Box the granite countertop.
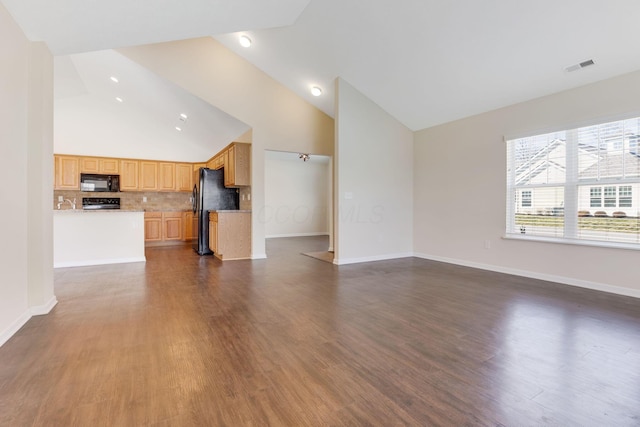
[54,209,145,213]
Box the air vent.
[565,59,595,72]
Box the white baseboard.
[252,253,267,260]
[0,296,58,348]
[414,252,640,299]
[333,252,413,265]
[266,232,330,239]
[0,310,31,348]
[31,296,58,316]
[54,256,146,268]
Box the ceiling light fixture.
[311,86,322,97]
[239,35,252,48]
[175,126,182,132]
[110,76,119,83]
[115,97,123,103]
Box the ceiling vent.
[565,59,595,72]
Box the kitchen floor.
[1,237,639,426]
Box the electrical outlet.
[58,196,64,202]
[143,196,147,203]
[247,193,251,201]
[484,240,491,249]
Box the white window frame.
[506,116,640,250]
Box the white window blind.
[507,117,640,247]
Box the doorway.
[264,150,333,261]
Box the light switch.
[58,196,64,202]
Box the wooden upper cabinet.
[139,161,158,191]
[223,148,231,186]
[54,155,80,190]
[80,157,120,174]
[119,159,139,191]
[101,158,119,174]
[80,157,99,173]
[158,162,176,191]
[176,163,192,192]
[225,143,251,187]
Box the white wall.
[264,151,330,238]
[54,211,145,267]
[414,70,640,297]
[334,78,414,264]
[119,38,335,259]
[0,4,55,347]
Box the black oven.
[82,197,121,210]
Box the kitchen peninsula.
[53,210,145,268]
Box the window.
[619,186,632,208]
[507,116,640,247]
[604,186,616,207]
[590,187,601,207]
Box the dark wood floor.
[1,236,639,426]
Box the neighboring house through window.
[506,116,640,247]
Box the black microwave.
[80,173,120,192]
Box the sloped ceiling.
[2,0,311,55]
[5,0,640,135]
[54,50,250,162]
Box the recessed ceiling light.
[115,97,123,103]
[110,76,119,83]
[175,126,182,132]
[311,86,322,97]
[239,35,252,48]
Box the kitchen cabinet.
[224,143,251,187]
[54,155,80,190]
[119,159,139,191]
[176,163,192,192]
[80,157,119,174]
[208,211,251,260]
[162,212,183,241]
[139,161,158,191]
[183,211,198,241]
[158,162,176,191]
[144,211,185,245]
[144,212,162,242]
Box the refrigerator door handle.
[192,185,198,214]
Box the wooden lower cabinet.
[183,211,198,242]
[143,212,163,243]
[208,211,251,260]
[144,211,185,246]
[162,212,183,241]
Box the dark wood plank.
[0,236,639,426]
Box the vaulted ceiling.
[4,0,640,140]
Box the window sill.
[503,233,640,251]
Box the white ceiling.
[5,0,640,133]
[54,50,250,162]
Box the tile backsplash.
[54,190,192,211]
[54,187,252,212]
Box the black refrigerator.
[192,168,239,255]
